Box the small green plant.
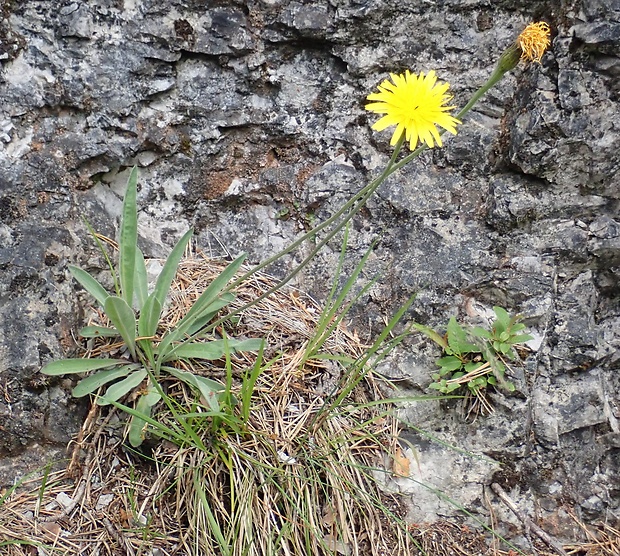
[414,307,532,407]
[41,168,262,447]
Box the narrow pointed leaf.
[119,167,139,307]
[153,227,194,309]
[73,365,138,397]
[165,367,224,411]
[79,325,118,338]
[128,389,161,447]
[164,338,263,361]
[186,293,235,335]
[104,296,137,358]
[68,266,110,308]
[157,254,246,356]
[41,358,126,376]
[138,294,162,339]
[134,247,148,310]
[98,369,147,406]
[412,323,448,349]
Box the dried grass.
[0,254,408,555]
[1,254,617,556]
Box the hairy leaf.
[152,227,194,310]
[72,365,139,397]
[167,338,263,361]
[79,325,118,338]
[41,358,126,376]
[119,167,138,308]
[128,388,161,447]
[157,254,246,357]
[98,369,147,406]
[138,294,162,340]
[104,295,137,359]
[134,247,148,310]
[165,367,224,412]
[68,266,109,308]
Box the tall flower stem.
[222,135,405,319]
[225,25,550,310]
[226,68,500,314]
[231,135,405,289]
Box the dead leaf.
[392,445,410,477]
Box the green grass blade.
[153,227,194,309]
[134,246,148,310]
[241,342,266,423]
[82,217,121,296]
[119,166,139,307]
[41,358,126,375]
[104,295,137,359]
[72,364,139,397]
[98,369,147,406]
[68,265,110,308]
[193,470,231,556]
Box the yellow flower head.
[517,22,551,63]
[365,70,461,150]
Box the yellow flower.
[365,70,461,150]
[517,22,551,63]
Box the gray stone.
[0,0,619,546]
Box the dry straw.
[0,254,411,556]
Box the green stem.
[231,134,405,288]
[225,61,513,306]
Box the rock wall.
[0,0,618,545]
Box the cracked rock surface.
[0,0,618,545]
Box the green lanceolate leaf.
[153,227,194,310]
[68,266,110,308]
[104,295,137,359]
[98,369,147,406]
[73,365,139,397]
[138,294,162,340]
[134,247,148,310]
[128,387,161,447]
[157,254,246,357]
[412,323,448,350]
[447,317,480,355]
[41,358,126,376]
[164,366,224,412]
[186,293,235,336]
[79,325,118,338]
[119,167,139,308]
[164,338,263,362]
